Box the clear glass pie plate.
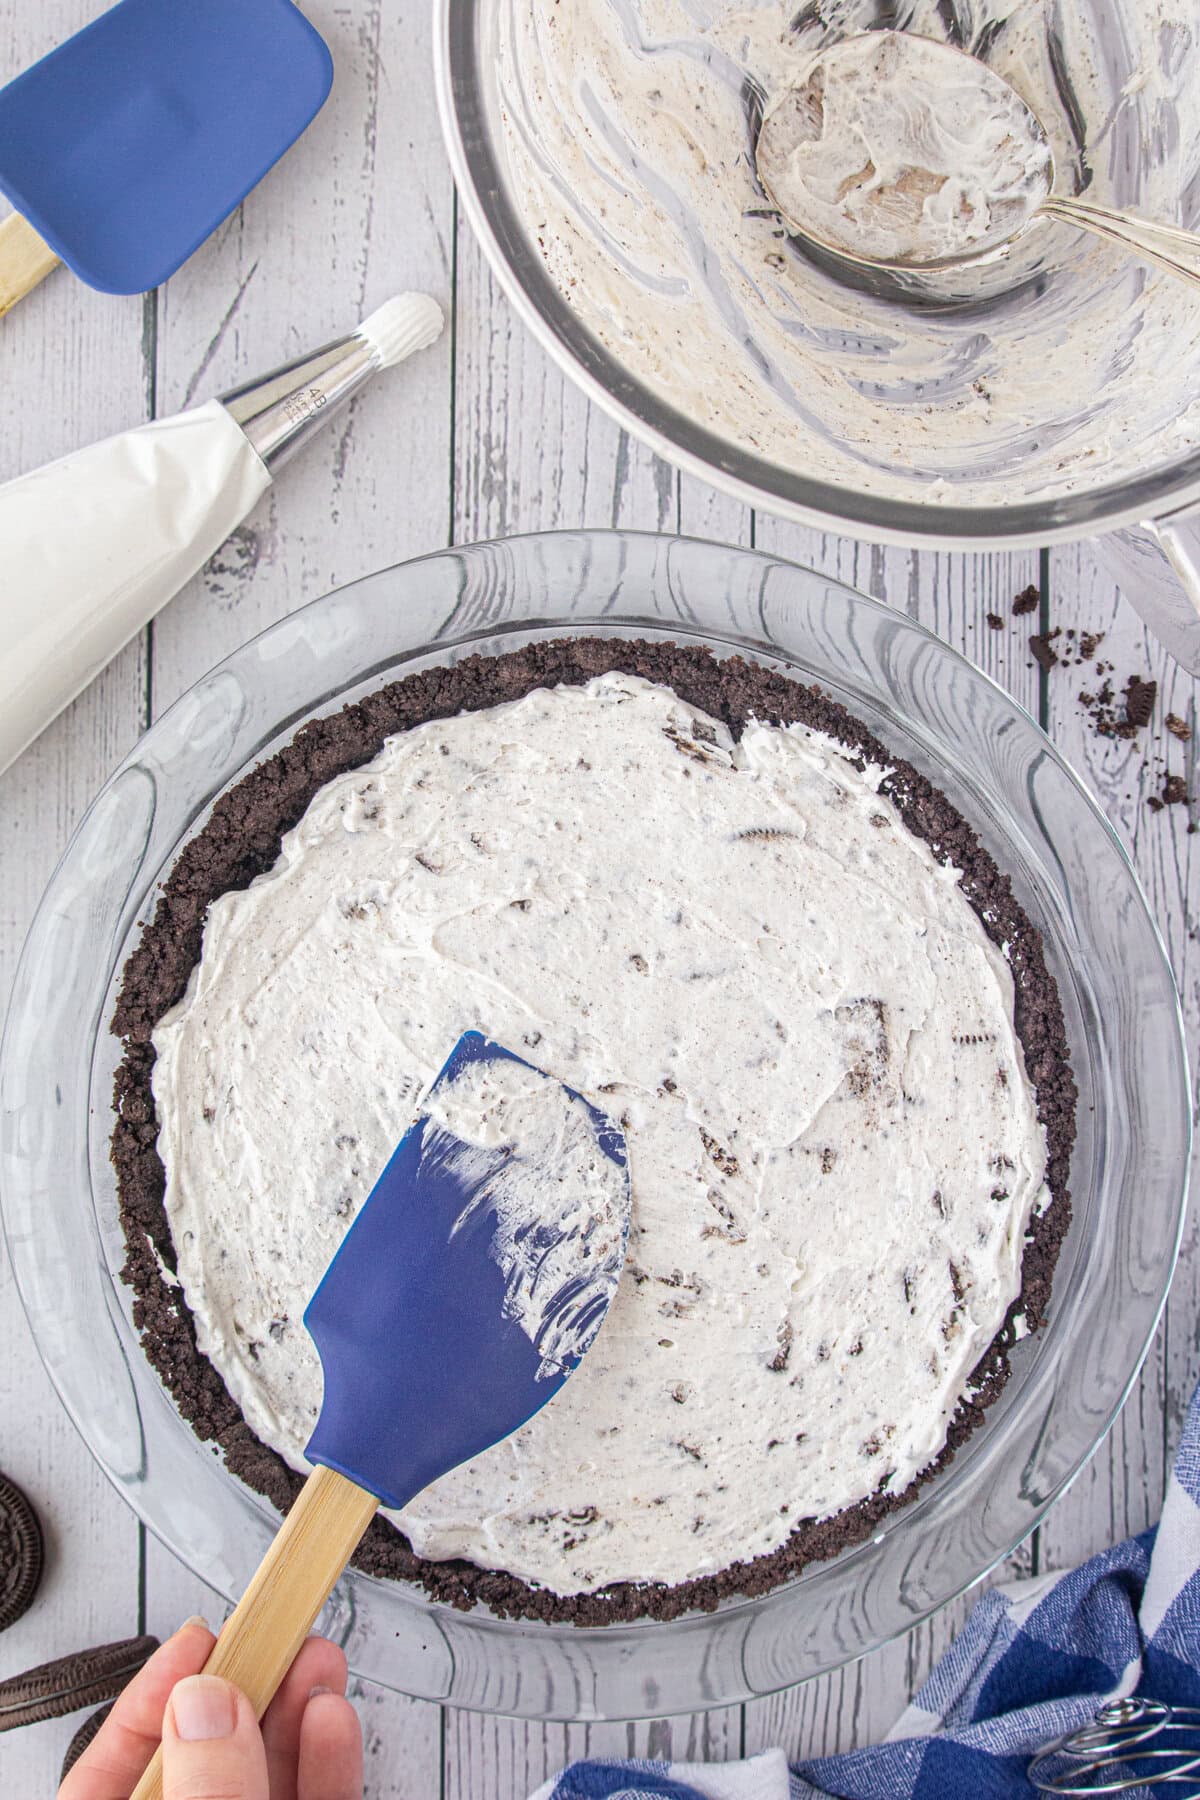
[1,531,1189,1720]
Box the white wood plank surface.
[0,1,1194,1794]
[1036,544,1197,1572]
[444,1706,743,1800]
[0,13,151,1782]
[454,220,675,541]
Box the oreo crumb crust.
[111,638,1075,1627]
[0,1472,44,1633]
[0,1636,158,1732]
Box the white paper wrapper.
[0,400,269,773]
[0,293,444,776]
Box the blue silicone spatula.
[129,1031,630,1800]
[0,0,333,317]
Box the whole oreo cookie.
[60,1703,114,1779]
[0,1471,44,1632]
[0,1634,159,1732]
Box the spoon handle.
[1041,195,1200,288]
[129,1466,379,1800]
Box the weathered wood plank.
[676,476,753,546]
[1033,543,1197,1575]
[749,521,1042,718]
[0,10,156,1786]
[146,0,455,720]
[453,224,675,542]
[444,1704,742,1800]
[0,13,150,1790]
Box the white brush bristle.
[356,293,445,368]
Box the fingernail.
[308,1684,333,1700]
[181,1615,210,1631]
[171,1675,237,1741]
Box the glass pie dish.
[0,531,1189,1720]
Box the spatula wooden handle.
[130,1465,379,1800]
[0,211,60,317]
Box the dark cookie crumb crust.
[111,637,1076,1627]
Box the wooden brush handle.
[0,212,59,317]
[131,1465,378,1800]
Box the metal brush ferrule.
[219,332,380,473]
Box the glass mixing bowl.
[435,1,1200,669]
[1,532,1189,1720]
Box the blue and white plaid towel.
[530,1379,1200,1800]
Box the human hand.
[58,1618,363,1800]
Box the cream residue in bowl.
[491,0,1200,508]
[755,32,1053,268]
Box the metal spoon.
[755,31,1200,286]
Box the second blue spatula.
[130,1031,630,1800]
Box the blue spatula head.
[0,0,332,294]
[303,1033,631,1512]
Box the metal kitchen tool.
[755,31,1200,287]
[1029,1696,1200,1794]
[0,0,333,313]
[128,1030,630,1800]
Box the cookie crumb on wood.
[1029,632,1060,673]
[1124,676,1157,730]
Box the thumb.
[162,1674,269,1800]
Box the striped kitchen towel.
[530,1377,1200,1799]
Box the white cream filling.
[152,673,1049,1595]
[422,1054,629,1379]
[755,32,1053,266]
